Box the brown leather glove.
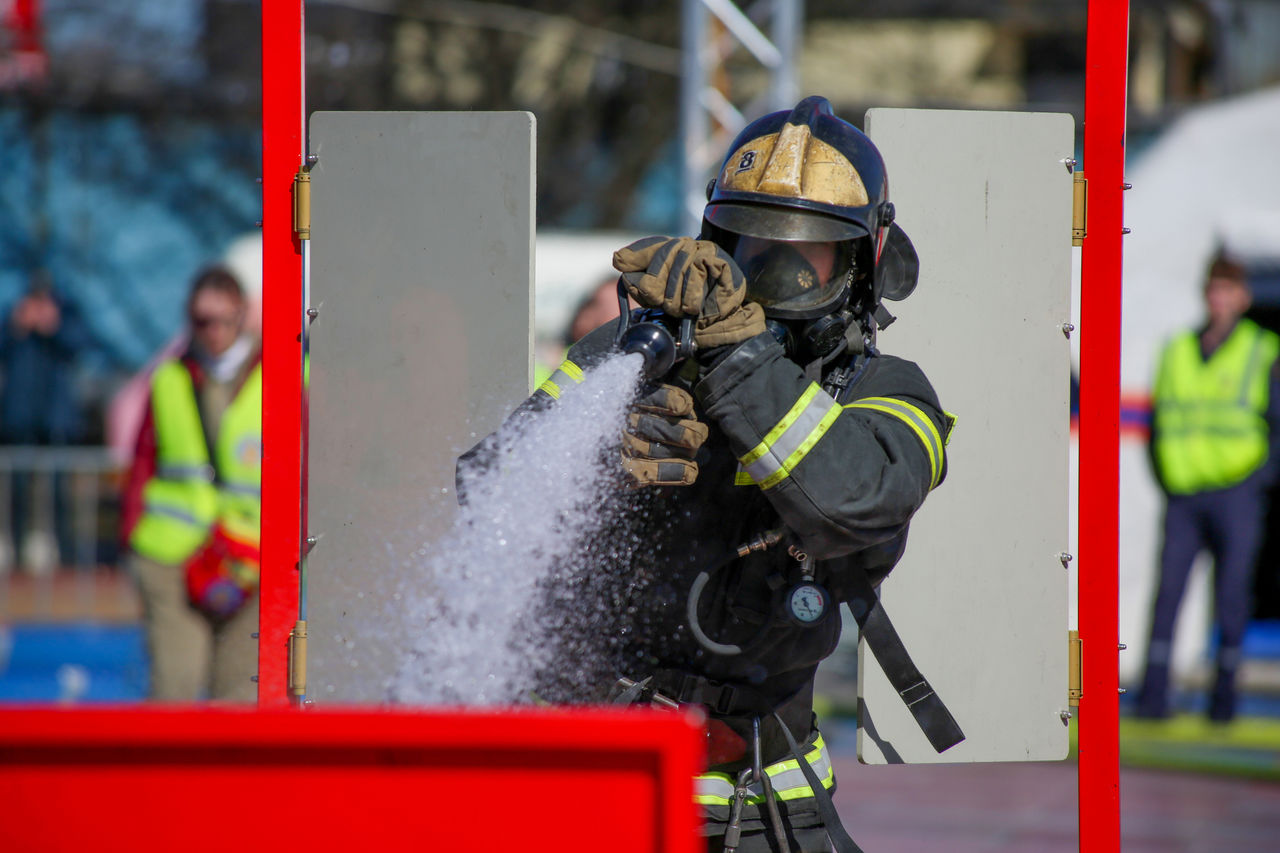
[621,383,709,487]
[612,236,766,349]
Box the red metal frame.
[1078,2,1130,851]
[0,706,703,853]
[250,0,1130,847]
[259,0,306,705]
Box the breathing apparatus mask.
[729,234,861,365]
[612,235,862,376]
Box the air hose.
[686,528,787,656]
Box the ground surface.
[825,735,1280,853]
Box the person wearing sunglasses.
[121,266,263,701]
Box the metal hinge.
[1071,172,1088,246]
[1068,629,1083,706]
[293,167,312,241]
[288,619,308,698]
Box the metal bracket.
[293,166,312,241]
[1071,172,1088,246]
[1068,629,1083,707]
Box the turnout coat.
[460,322,951,843]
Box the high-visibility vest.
[1152,318,1278,494]
[129,358,263,565]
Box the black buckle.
[713,684,737,715]
[657,672,740,715]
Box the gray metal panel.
[858,109,1074,763]
[306,112,534,701]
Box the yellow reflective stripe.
[845,396,943,487]
[694,771,736,804]
[734,466,755,486]
[536,359,586,401]
[560,359,584,383]
[739,384,841,489]
[758,402,842,489]
[741,384,820,467]
[693,735,833,805]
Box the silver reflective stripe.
[222,482,262,498]
[695,773,737,804]
[738,384,842,489]
[157,464,215,482]
[694,736,834,805]
[143,502,205,527]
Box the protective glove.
[621,383,709,487]
[612,236,766,349]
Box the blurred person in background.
[120,266,262,701]
[1137,250,1280,722]
[0,271,91,573]
[106,233,263,467]
[534,275,630,387]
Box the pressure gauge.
[784,582,830,627]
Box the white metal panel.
[858,109,1074,763]
[305,112,535,701]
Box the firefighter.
[463,96,957,851]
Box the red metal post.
[1078,2,1130,850]
[259,0,306,706]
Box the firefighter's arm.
[696,334,948,558]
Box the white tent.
[1098,84,1280,686]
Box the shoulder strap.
[772,714,866,853]
[845,566,965,753]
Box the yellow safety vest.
[129,358,263,565]
[1152,319,1278,494]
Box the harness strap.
[845,567,965,753]
[772,714,865,853]
[650,669,773,716]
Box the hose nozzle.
[613,276,696,379]
[620,321,677,379]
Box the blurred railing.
[0,447,138,624]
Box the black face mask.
[765,312,851,366]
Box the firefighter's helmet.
[702,96,917,322]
